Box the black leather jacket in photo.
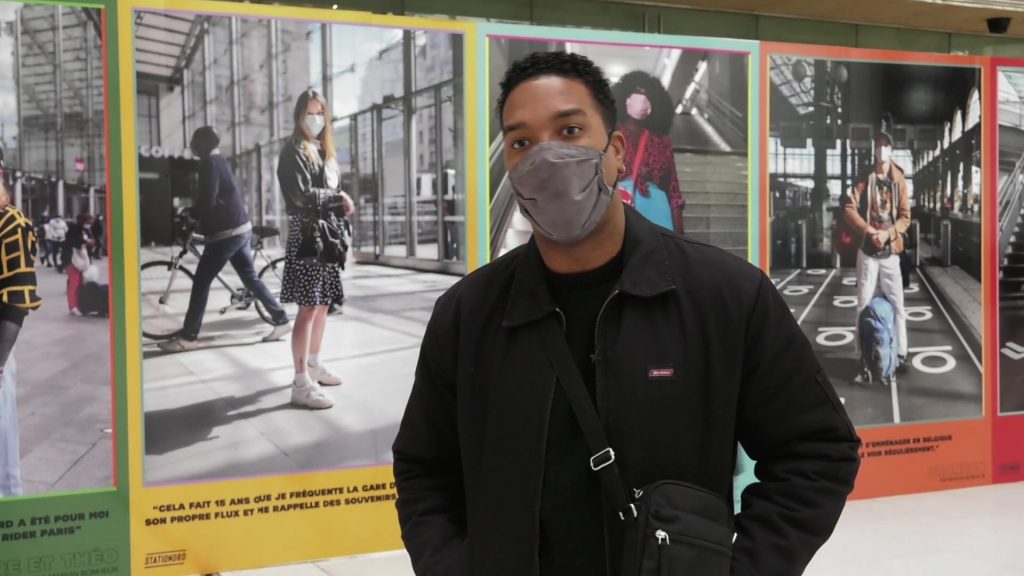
[277,139,344,216]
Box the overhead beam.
[84,8,102,39]
[135,34,185,49]
[169,15,208,84]
[19,10,90,118]
[136,71,180,87]
[134,22,190,37]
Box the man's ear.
[609,130,627,172]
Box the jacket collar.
[502,206,676,328]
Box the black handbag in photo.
[297,194,349,268]
[540,318,734,576]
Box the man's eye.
[563,126,583,136]
[510,139,529,150]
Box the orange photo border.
[760,43,993,499]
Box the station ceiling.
[620,0,1024,39]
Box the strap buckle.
[590,447,615,471]
[618,504,638,521]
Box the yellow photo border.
[118,1,477,572]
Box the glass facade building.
[134,13,466,273]
[1,4,105,220]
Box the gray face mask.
[508,140,614,244]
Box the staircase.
[678,152,749,260]
[1000,214,1024,304]
[998,125,1024,304]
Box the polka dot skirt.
[280,214,343,307]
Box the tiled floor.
[223,482,1024,575]
[141,260,459,485]
[135,250,1022,575]
[17,257,113,495]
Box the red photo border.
[990,57,1024,485]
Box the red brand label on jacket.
[648,368,674,379]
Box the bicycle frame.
[157,231,247,306]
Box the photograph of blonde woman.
[135,12,468,485]
[277,89,354,409]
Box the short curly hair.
[611,71,675,136]
[190,125,220,150]
[496,51,617,132]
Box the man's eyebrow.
[504,121,528,133]
[554,107,587,120]
[503,107,589,135]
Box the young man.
[159,126,292,352]
[843,118,911,381]
[393,52,860,575]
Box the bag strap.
[540,315,637,522]
[629,131,650,194]
[862,174,872,222]
[892,179,900,223]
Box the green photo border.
[0,2,130,574]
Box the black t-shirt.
[538,249,624,576]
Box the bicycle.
[140,211,294,340]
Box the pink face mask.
[626,92,652,121]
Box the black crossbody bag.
[297,191,349,269]
[540,317,734,576]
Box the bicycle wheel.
[140,260,195,340]
[256,257,297,325]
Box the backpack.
[77,281,109,317]
[858,296,898,383]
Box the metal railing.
[226,78,463,267]
[999,149,1024,259]
[703,89,746,150]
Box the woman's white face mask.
[626,92,652,121]
[304,113,326,137]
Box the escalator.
[489,137,530,260]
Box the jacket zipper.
[559,296,623,576]
[541,308,567,575]
[593,290,620,363]
[554,308,567,332]
[592,290,627,576]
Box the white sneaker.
[158,337,199,353]
[308,363,342,386]
[291,381,334,409]
[263,321,293,342]
[70,308,82,317]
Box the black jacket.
[393,207,861,576]
[277,140,343,216]
[60,222,92,268]
[194,153,250,236]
